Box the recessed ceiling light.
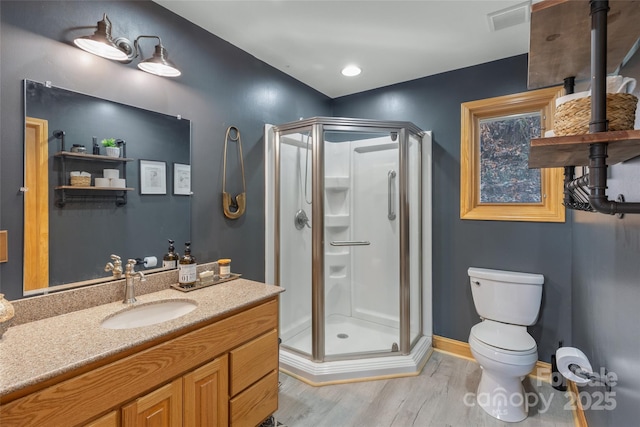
[341,65,361,77]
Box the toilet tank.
[468,267,543,326]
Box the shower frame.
[273,117,425,363]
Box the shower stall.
[265,117,432,384]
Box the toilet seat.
[470,320,536,352]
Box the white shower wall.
[349,137,400,331]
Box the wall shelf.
[54,186,134,191]
[54,151,134,162]
[529,130,640,168]
[527,0,640,215]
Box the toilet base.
[476,367,528,423]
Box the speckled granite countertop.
[0,278,283,398]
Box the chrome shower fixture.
[294,209,311,230]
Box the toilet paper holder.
[556,347,614,392]
[566,364,612,391]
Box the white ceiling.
[153,1,532,98]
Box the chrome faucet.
[123,259,145,304]
[104,254,123,279]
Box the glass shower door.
[277,129,313,357]
[323,129,401,358]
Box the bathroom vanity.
[0,279,282,427]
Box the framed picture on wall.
[173,163,191,195]
[139,160,167,195]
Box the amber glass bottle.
[163,239,179,269]
[178,242,197,287]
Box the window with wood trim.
[460,86,566,222]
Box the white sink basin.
[101,300,197,329]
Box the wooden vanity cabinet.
[1,298,279,427]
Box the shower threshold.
[279,335,433,385]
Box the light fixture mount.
[113,37,136,62]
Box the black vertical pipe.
[589,1,609,134]
[563,77,576,208]
[587,1,640,214]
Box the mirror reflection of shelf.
[325,214,350,228]
[325,176,349,191]
[54,152,134,162]
[54,186,134,191]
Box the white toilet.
[467,267,544,423]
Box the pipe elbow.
[589,195,617,215]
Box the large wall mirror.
[22,80,191,295]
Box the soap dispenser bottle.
[178,242,197,287]
[163,239,179,269]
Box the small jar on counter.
[218,259,231,278]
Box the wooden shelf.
[55,186,134,191]
[528,0,640,89]
[528,129,640,168]
[54,152,133,162]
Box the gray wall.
[3,1,639,424]
[0,0,331,300]
[332,55,573,362]
[571,52,640,427]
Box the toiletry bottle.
[163,239,179,269]
[218,258,231,278]
[178,242,197,287]
[92,136,100,155]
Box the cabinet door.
[122,378,183,427]
[183,355,229,427]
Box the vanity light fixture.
[73,13,129,61]
[134,36,181,77]
[73,14,181,78]
[341,65,362,77]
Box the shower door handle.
[330,241,371,246]
[388,170,396,220]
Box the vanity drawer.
[229,329,278,396]
[229,370,278,427]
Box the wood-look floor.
[275,351,575,427]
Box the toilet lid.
[471,320,536,352]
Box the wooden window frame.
[460,86,566,222]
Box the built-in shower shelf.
[329,273,348,280]
[325,214,350,228]
[325,176,350,191]
[325,251,350,265]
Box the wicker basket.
[70,175,91,187]
[554,93,638,136]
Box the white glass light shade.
[74,37,128,61]
[137,44,181,77]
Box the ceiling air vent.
[488,2,530,32]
